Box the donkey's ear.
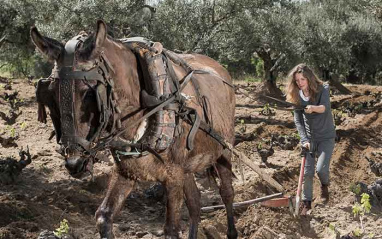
[95,20,107,50]
[30,26,64,61]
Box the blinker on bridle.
[57,34,116,157]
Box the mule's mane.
[77,33,96,59]
[77,33,119,60]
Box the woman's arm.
[305,85,330,114]
[294,109,309,144]
[305,105,325,114]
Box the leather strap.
[59,67,105,82]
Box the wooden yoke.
[122,38,177,152]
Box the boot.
[320,184,329,203]
[300,200,312,216]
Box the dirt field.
[0,79,381,239]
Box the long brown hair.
[286,63,323,105]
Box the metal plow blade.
[260,196,296,215]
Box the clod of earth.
[0,135,19,148]
[37,229,75,239]
[4,84,12,90]
[1,91,22,110]
[1,91,18,102]
[0,109,22,125]
[271,134,299,150]
[0,147,32,184]
[0,77,13,90]
[366,152,382,176]
[257,142,274,164]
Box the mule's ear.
[30,26,64,61]
[95,20,107,50]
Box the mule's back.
[177,53,235,141]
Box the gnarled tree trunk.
[329,73,352,95]
[320,67,352,95]
[256,46,284,99]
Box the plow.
[201,146,309,217]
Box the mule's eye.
[81,89,95,102]
[85,90,95,99]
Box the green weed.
[349,183,362,195]
[20,121,27,130]
[6,126,16,138]
[239,119,246,133]
[352,193,372,236]
[54,219,69,237]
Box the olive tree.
[296,0,382,84]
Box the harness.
[37,35,234,161]
[97,38,235,159]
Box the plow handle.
[296,155,306,198]
[295,148,308,216]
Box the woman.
[286,63,336,216]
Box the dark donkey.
[31,20,237,239]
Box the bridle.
[55,34,117,157]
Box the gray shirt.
[294,84,336,144]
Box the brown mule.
[31,20,237,239]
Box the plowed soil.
[0,79,381,239]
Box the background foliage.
[1,0,381,84]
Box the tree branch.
[55,0,82,15]
[0,63,9,69]
[0,34,8,48]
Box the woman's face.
[295,73,309,92]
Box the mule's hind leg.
[164,170,185,239]
[184,173,201,239]
[216,155,238,239]
[95,170,135,239]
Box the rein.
[89,95,177,155]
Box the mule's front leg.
[184,174,200,239]
[216,156,238,239]
[95,170,135,239]
[164,171,185,239]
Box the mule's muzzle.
[65,154,93,178]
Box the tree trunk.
[261,80,284,98]
[256,47,283,99]
[321,68,330,81]
[329,73,352,95]
[347,70,360,84]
